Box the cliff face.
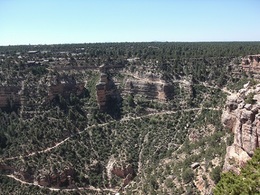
[222,83,260,173]
[95,70,192,112]
[122,72,177,101]
[242,54,260,67]
[47,75,86,101]
[111,165,134,187]
[0,75,86,113]
[96,73,121,112]
[124,80,175,101]
[241,54,260,79]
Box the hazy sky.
[0,0,259,45]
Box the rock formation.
[0,73,86,114]
[96,72,121,112]
[241,54,260,79]
[47,74,86,101]
[125,80,175,101]
[111,164,134,187]
[37,168,75,188]
[222,83,260,173]
[242,54,260,67]
[123,72,176,101]
[96,73,110,111]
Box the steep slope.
[222,82,260,173]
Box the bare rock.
[191,162,200,169]
[111,164,134,187]
[222,84,260,172]
[48,75,85,101]
[244,104,252,110]
[223,145,251,174]
[96,72,121,112]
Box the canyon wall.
[124,79,175,101]
[95,71,177,113]
[241,54,260,79]
[222,83,260,173]
[0,75,86,112]
[242,54,260,67]
[96,73,121,112]
[48,76,85,100]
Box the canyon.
[0,43,260,194]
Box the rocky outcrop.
[47,75,86,101]
[37,168,75,188]
[1,163,76,188]
[0,74,86,113]
[96,73,109,111]
[241,54,260,79]
[123,72,176,101]
[242,54,260,67]
[125,80,175,101]
[96,73,121,112]
[106,156,134,187]
[222,83,260,173]
[111,164,134,187]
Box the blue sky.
[0,0,259,45]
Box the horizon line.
[1,40,260,47]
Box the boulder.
[191,162,200,169]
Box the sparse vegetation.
[0,42,259,194]
[245,92,256,104]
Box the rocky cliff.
[241,54,260,79]
[95,69,193,113]
[222,83,260,173]
[242,54,260,67]
[47,74,86,101]
[0,74,86,115]
[124,77,175,101]
[96,73,121,112]
[121,71,189,102]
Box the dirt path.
[4,137,70,161]
[138,132,149,174]
[6,174,117,193]
[6,174,60,191]
[201,82,234,95]
[125,72,165,85]
[3,106,220,192]
[125,72,191,85]
[3,107,219,162]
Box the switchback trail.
[2,107,220,192]
[5,174,117,193]
[2,107,219,162]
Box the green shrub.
[214,148,260,195]
[245,92,256,104]
[210,166,221,184]
[182,168,194,183]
